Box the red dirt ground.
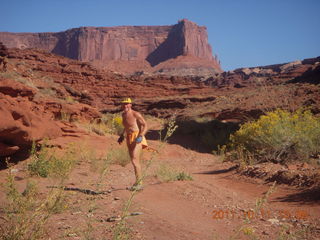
[0,122,319,240]
[1,46,319,239]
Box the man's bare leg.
[129,143,143,185]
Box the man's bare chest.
[122,112,137,126]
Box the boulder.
[0,142,20,157]
[0,79,62,156]
[280,60,302,72]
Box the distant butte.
[0,19,222,76]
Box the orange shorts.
[126,131,148,149]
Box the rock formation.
[0,78,62,156]
[0,19,221,75]
[1,46,319,159]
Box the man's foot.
[126,184,144,191]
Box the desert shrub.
[112,221,132,240]
[39,87,57,97]
[79,120,110,136]
[0,71,37,89]
[156,163,193,182]
[107,147,130,167]
[212,145,227,162]
[159,118,179,142]
[230,109,320,164]
[58,111,71,122]
[156,163,177,182]
[0,173,67,240]
[80,113,124,136]
[101,113,124,135]
[176,171,194,181]
[27,142,52,177]
[28,142,78,179]
[65,95,76,103]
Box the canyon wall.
[0,19,221,74]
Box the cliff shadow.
[287,65,320,85]
[273,187,320,204]
[146,119,239,153]
[146,23,184,67]
[52,31,80,60]
[0,148,31,170]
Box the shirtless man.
[118,98,148,191]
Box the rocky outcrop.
[0,78,62,156]
[205,57,320,87]
[0,69,101,158]
[3,46,320,122]
[0,19,221,75]
[1,45,319,160]
[0,42,8,57]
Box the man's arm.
[134,112,148,137]
[119,128,125,136]
[117,130,125,144]
[117,115,126,144]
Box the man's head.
[121,98,132,111]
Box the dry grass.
[0,172,68,240]
[27,142,78,180]
[75,113,124,136]
[156,163,193,182]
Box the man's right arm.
[117,133,125,144]
[118,116,126,144]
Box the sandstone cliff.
[1,46,319,159]
[0,19,221,75]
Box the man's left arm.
[135,112,148,138]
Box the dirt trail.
[0,132,319,240]
[108,142,320,239]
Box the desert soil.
[0,123,319,240]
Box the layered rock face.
[0,19,221,74]
[1,46,319,158]
[0,78,62,157]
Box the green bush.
[28,143,78,179]
[27,142,52,177]
[230,109,320,164]
[101,113,124,135]
[0,173,67,240]
[156,163,193,182]
[76,114,124,136]
[176,171,193,181]
[107,147,130,167]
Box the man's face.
[121,103,131,111]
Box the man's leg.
[129,143,143,185]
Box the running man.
[118,98,148,191]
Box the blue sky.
[1,0,319,71]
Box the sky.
[1,0,319,71]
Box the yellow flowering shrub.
[101,113,124,135]
[230,109,320,163]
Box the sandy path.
[110,142,320,239]
[1,133,319,239]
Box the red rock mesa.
[0,19,221,75]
